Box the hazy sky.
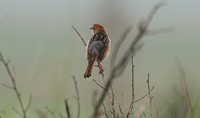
[0,0,199,117]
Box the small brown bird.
[84,24,110,78]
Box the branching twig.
[72,76,81,118]
[93,79,110,96]
[64,99,71,118]
[0,51,32,118]
[91,3,165,117]
[93,78,116,118]
[101,75,116,118]
[134,86,155,103]
[72,25,87,46]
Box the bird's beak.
[89,27,93,30]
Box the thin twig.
[72,25,87,46]
[101,75,116,118]
[134,86,155,103]
[25,95,32,112]
[72,76,81,118]
[0,51,32,118]
[64,99,71,118]
[127,56,135,118]
[147,73,153,118]
[93,79,109,96]
[103,104,108,118]
[91,3,165,117]
[131,56,135,98]
[93,78,117,117]
[118,103,124,115]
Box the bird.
[84,24,111,78]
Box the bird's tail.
[84,60,95,78]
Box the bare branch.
[72,25,87,46]
[134,86,155,103]
[65,99,71,118]
[131,56,135,98]
[72,76,81,118]
[0,51,31,118]
[127,56,135,118]
[147,73,153,118]
[91,3,165,117]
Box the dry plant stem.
[118,103,125,117]
[147,74,153,118]
[93,79,110,96]
[72,25,87,46]
[91,3,165,118]
[101,75,116,118]
[93,79,116,118]
[127,56,135,118]
[0,51,32,118]
[134,86,154,103]
[72,76,81,118]
[65,99,71,118]
[102,104,108,118]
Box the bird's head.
[90,24,105,34]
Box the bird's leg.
[97,62,104,75]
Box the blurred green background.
[0,0,200,117]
